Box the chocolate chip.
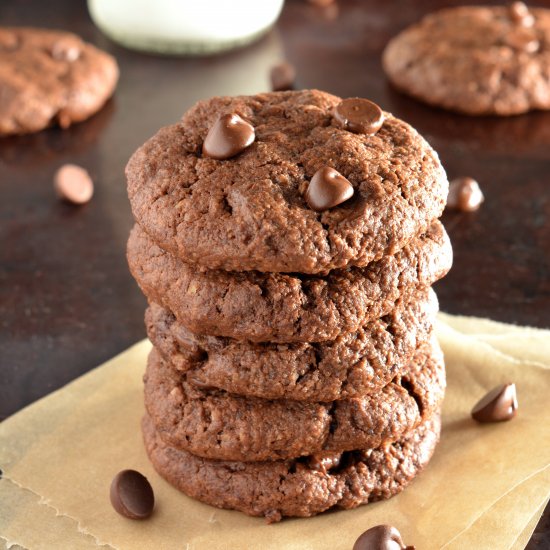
[446,177,484,212]
[308,452,341,473]
[270,62,296,91]
[305,167,354,212]
[505,28,539,52]
[353,525,415,550]
[334,98,385,135]
[509,2,535,27]
[110,470,155,519]
[202,113,255,160]
[471,383,518,423]
[53,164,94,205]
[51,38,81,61]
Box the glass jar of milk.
[88,0,285,55]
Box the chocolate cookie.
[0,27,118,135]
[144,340,445,462]
[383,5,550,116]
[142,412,441,522]
[126,89,448,273]
[128,221,451,343]
[145,288,437,402]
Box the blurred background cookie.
[0,27,118,135]
[383,4,550,116]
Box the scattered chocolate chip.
[270,62,296,92]
[353,525,415,550]
[334,98,385,135]
[308,452,341,473]
[110,470,155,520]
[53,164,94,205]
[505,28,539,52]
[202,113,255,160]
[305,167,354,212]
[471,383,518,423]
[509,2,535,27]
[51,38,81,61]
[446,177,484,212]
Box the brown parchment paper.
[1,313,550,550]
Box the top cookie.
[0,27,118,135]
[383,4,550,116]
[127,90,447,274]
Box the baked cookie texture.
[143,413,441,523]
[0,27,118,136]
[145,288,437,402]
[383,5,550,116]
[125,90,452,521]
[126,89,448,274]
[128,221,451,342]
[144,341,445,461]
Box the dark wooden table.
[1,0,549,546]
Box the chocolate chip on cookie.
[305,167,354,211]
[50,36,81,61]
[333,98,385,135]
[202,113,255,160]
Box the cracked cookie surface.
[142,412,440,522]
[128,221,451,343]
[126,89,448,273]
[383,6,550,115]
[0,27,118,135]
[145,288,437,402]
[144,339,445,462]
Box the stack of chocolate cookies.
[126,90,452,522]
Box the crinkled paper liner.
[1,313,549,550]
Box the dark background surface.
[1,0,549,546]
